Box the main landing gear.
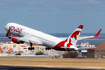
[28,42,34,50]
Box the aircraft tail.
[65,25,83,46]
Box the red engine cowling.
[12,36,24,44]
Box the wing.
[79,29,102,40]
[14,36,43,45]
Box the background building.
[0,42,66,57]
[87,42,105,58]
[29,44,65,57]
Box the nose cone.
[5,24,9,31]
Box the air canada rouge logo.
[9,26,24,34]
[65,31,81,43]
[70,31,81,40]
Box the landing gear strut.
[28,42,34,50]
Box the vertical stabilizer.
[65,25,84,46]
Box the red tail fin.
[66,25,84,46]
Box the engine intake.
[12,36,24,44]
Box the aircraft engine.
[12,36,24,44]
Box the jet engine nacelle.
[12,36,24,44]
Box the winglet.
[94,29,102,37]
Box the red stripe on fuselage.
[53,40,72,51]
[53,41,66,51]
[6,28,11,37]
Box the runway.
[0,66,102,70]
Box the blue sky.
[0,0,105,33]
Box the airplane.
[5,23,102,51]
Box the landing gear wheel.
[28,42,34,50]
[28,47,34,50]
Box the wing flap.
[15,37,43,45]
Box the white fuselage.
[5,23,63,49]
[5,22,97,51]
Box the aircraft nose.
[5,24,9,31]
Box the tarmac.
[0,66,102,70]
